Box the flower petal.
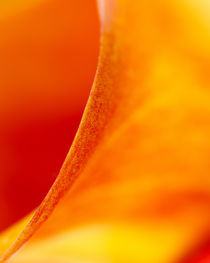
[1,0,210,262]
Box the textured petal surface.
[1,0,210,262]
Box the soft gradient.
[0,0,210,262]
[0,0,99,231]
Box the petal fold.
[1,0,210,262]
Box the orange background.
[0,0,100,231]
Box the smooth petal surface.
[0,0,99,230]
[1,0,210,262]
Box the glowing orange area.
[0,0,209,263]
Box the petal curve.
[1,0,210,262]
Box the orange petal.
[1,0,210,262]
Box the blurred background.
[0,0,100,232]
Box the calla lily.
[0,0,210,262]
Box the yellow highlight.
[8,220,208,263]
[0,0,210,262]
